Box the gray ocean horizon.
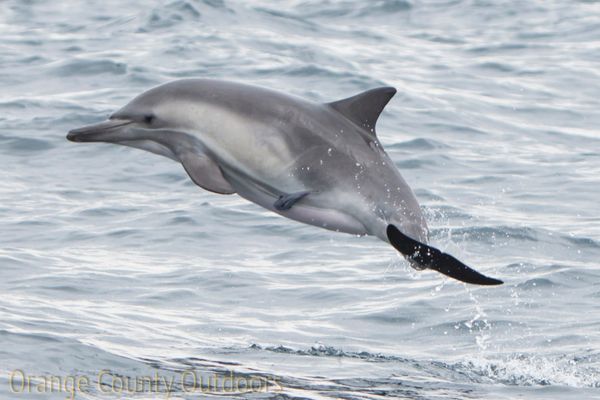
[1,0,599,399]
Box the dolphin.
[67,79,502,285]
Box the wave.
[251,344,600,388]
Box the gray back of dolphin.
[67,79,502,286]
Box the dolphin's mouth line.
[66,119,134,142]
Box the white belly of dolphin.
[224,167,368,235]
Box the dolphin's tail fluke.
[386,225,503,286]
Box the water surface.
[1,1,599,399]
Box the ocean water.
[1,0,599,399]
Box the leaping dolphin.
[67,79,502,285]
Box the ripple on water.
[0,135,54,153]
[448,226,539,243]
[296,0,412,19]
[516,278,557,290]
[138,1,203,32]
[389,137,450,151]
[52,59,127,76]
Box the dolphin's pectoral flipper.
[179,152,236,195]
[386,225,503,286]
[274,191,311,211]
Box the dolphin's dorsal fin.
[327,86,396,135]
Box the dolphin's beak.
[67,119,133,143]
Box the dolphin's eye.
[144,115,154,124]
